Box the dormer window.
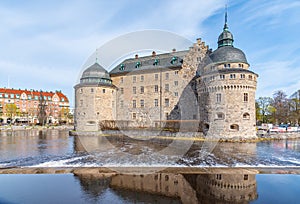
[135,61,141,68]
[119,64,125,70]
[153,59,159,66]
[171,56,178,64]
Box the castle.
[74,15,258,138]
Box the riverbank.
[70,129,300,143]
[0,125,73,132]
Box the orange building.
[0,88,69,124]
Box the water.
[1,129,300,203]
[0,173,299,204]
[0,129,300,167]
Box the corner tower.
[74,62,116,131]
[197,11,258,139]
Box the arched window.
[243,113,250,119]
[230,124,239,131]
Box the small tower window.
[230,124,239,131]
[243,113,250,119]
[216,93,222,103]
[216,112,224,119]
[243,93,248,102]
[132,113,136,119]
[140,99,144,107]
[132,100,136,108]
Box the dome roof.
[218,29,234,47]
[80,62,112,85]
[210,46,248,64]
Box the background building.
[0,88,70,124]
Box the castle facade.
[74,17,258,138]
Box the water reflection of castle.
[75,172,257,204]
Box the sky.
[0,0,299,107]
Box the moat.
[0,129,300,167]
[1,129,300,203]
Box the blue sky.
[0,0,299,107]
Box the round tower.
[197,12,258,139]
[74,62,115,131]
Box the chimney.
[197,38,201,44]
[135,54,138,59]
[172,48,176,52]
[152,51,156,57]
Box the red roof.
[0,88,69,102]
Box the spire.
[95,48,98,63]
[224,5,228,30]
[217,5,234,48]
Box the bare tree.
[272,90,289,124]
[38,91,47,126]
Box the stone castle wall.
[74,84,115,131]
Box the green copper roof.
[217,10,234,48]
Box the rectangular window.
[155,74,158,81]
[216,93,221,103]
[220,74,225,80]
[141,75,144,82]
[154,99,158,107]
[103,89,106,93]
[133,86,136,94]
[165,84,169,92]
[132,113,136,119]
[120,88,124,94]
[174,92,178,97]
[240,74,245,79]
[174,81,178,86]
[165,73,169,80]
[175,71,179,75]
[133,76,136,83]
[140,99,144,107]
[244,93,248,102]
[165,98,169,107]
[230,74,236,79]
[140,86,144,94]
[154,85,159,93]
[132,100,136,108]
[91,88,94,93]
[120,100,124,108]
